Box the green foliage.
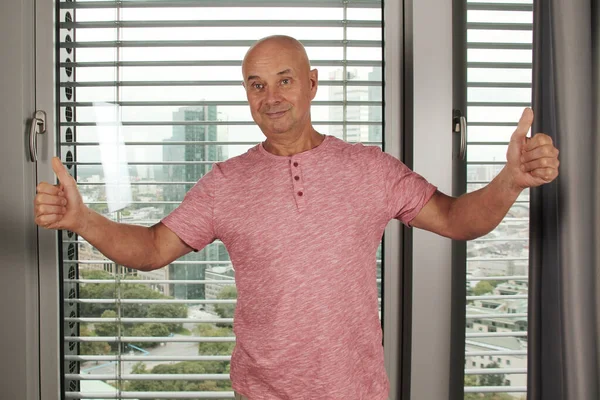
[79,324,111,356]
[464,394,516,400]
[80,270,188,351]
[126,361,232,394]
[463,362,512,400]
[129,323,170,348]
[473,281,495,296]
[148,303,187,332]
[478,362,506,387]
[197,324,235,356]
[213,286,237,327]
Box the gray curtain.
[529,1,600,399]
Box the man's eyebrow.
[277,69,292,75]
[246,75,260,81]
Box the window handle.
[29,110,47,162]
[453,109,467,160]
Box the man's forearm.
[76,207,161,271]
[448,167,523,240]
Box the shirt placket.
[289,157,306,211]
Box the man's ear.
[309,68,319,99]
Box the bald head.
[242,35,311,79]
[241,35,319,139]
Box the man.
[35,36,559,399]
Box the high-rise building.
[368,68,383,143]
[163,106,229,300]
[328,69,371,142]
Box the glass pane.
[58,1,384,397]
[464,2,532,399]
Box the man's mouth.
[265,110,289,119]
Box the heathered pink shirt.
[162,136,436,400]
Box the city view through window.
[58,0,531,398]
[464,1,532,399]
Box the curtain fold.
[529,1,599,399]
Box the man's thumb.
[511,108,534,141]
[51,157,74,186]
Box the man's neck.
[263,128,325,157]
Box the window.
[58,0,383,398]
[463,1,532,398]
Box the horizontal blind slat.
[464,386,527,393]
[60,80,381,87]
[467,3,532,12]
[59,39,383,48]
[464,368,527,375]
[66,317,233,323]
[60,0,382,9]
[59,100,382,106]
[65,336,235,343]
[66,355,232,361]
[68,298,237,304]
[61,20,382,29]
[65,392,235,399]
[60,60,383,67]
[66,374,230,381]
[60,121,382,126]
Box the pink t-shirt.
[162,135,436,400]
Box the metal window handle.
[453,110,467,160]
[29,110,47,162]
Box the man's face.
[242,42,318,137]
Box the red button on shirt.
[293,162,299,167]
[297,191,303,196]
[294,176,300,181]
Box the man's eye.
[281,79,290,85]
[253,83,264,90]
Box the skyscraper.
[163,106,229,300]
[328,69,371,143]
[368,68,383,144]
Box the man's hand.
[34,157,87,232]
[506,108,560,190]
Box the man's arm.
[34,158,192,270]
[411,108,559,241]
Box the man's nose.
[265,85,283,104]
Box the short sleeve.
[380,151,437,225]
[161,165,220,251]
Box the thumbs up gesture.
[505,108,560,190]
[34,157,86,232]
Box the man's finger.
[36,205,67,215]
[35,193,67,206]
[51,157,75,187]
[521,157,559,173]
[36,182,62,196]
[520,144,558,163]
[530,167,559,182]
[510,108,534,141]
[524,133,554,152]
[36,213,63,227]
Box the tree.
[197,324,235,356]
[473,281,494,296]
[479,362,506,387]
[126,361,232,394]
[463,362,511,400]
[129,323,170,348]
[148,303,187,332]
[213,286,237,327]
[79,324,111,356]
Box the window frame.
[36,1,406,400]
